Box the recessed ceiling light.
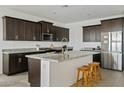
[61,5,69,8]
[87,13,91,16]
[53,11,56,14]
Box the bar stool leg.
[84,72,88,86]
[94,66,97,82]
[76,69,80,87]
[82,72,84,85]
[98,65,102,80]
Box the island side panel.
[49,55,93,87]
[28,58,41,87]
[40,60,50,87]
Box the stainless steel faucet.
[61,37,68,55]
[35,44,40,51]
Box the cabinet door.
[13,53,28,72]
[95,25,101,42]
[83,27,90,42]
[25,21,35,41]
[33,23,41,41]
[89,26,96,42]
[62,28,69,41]
[51,26,57,41]
[3,17,17,40]
[19,54,28,71]
[9,54,19,74]
[3,17,25,40]
[42,22,48,33]
[55,26,63,41]
[111,19,122,32]
[16,19,25,40]
[42,22,52,33]
[101,20,111,32]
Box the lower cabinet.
[28,58,41,87]
[3,53,28,75]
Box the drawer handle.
[33,36,36,40]
[15,35,18,40]
[18,58,22,63]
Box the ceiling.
[1,5,124,23]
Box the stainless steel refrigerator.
[101,31,122,71]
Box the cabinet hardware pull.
[18,58,22,63]
[33,36,36,40]
[15,35,18,40]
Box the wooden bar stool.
[88,62,102,82]
[76,65,92,86]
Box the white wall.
[66,19,101,50]
[0,8,66,74]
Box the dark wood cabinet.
[25,22,41,41]
[62,28,69,41]
[3,16,42,41]
[3,16,69,42]
[3,53,28,75]
[25,21,34,41]
[83,27,90,41]
[39,21,53,33]
[51,26,69,41]
[95,25,101,42]
[28,58,41,87]
[35,23,42,41]
[101,18,123,32]
[3,17,25,40]
[83,25,101,42]
[89,26,96,42]
[16,19,25,40]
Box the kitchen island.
[26,51,100,87]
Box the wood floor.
[0,69,124,87]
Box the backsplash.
[82,42,101,49]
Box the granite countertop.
[80,49,101,52]
[2,48,47,54]
[26,51,100,63]
[2,47,73,54]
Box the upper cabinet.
[3,16,42,41]
[25,21,41,41]
[38,21,53,34]
[101,18,123,32]
[83,25,101,42]
[3,17,25,40]
[51,26,69,41]
[3,16,69,42]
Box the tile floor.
[73,69,124,87]
[0,72,30,87]
[0,69,124,87]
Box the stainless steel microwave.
[42,33,53,41]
